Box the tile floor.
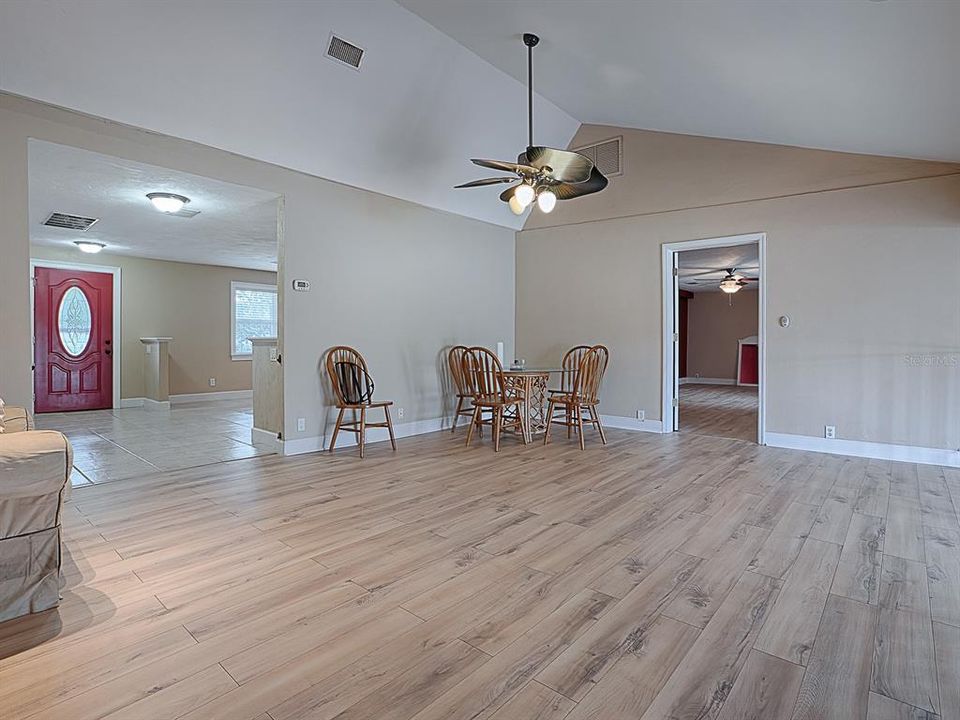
[34,398,273,486]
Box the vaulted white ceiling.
[400,0,960,163]
[3,0,958,234]
[0,0,578,230]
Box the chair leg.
[566,403,572,439]
[385,406,397,451]
[543,399,555,445]
[329,407,345,453]
[358,407,366,458]
[451,396,463,433]
[517,402,529,444]
[576,404,586,451]
[465,405,480,447]
[589,404,607,445]
[493,407,502,452]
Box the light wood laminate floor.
[680,383,759,442]
[2,428,958,720]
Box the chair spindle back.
[326,346,375,405]
[573,345,609,404]
[560,345,592,393]
[448,345,469,396]
[461,346,507,402]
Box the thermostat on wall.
[292,279,311,292]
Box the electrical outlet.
[297,418,306,432]
[398,408,404,419]
[636,410,645,421]
[208,378,216,387]
[825,425,836,439]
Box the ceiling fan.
[684,267,758,293]
[454,33,608,215]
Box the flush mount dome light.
[74,241,106,254]
[146,192,190,213]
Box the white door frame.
[30,259,123,411]
[661,232,766,444]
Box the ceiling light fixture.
[146,192,190,213]
[455,32,608,214]
[74,240,106,254]
[719,277,741,294]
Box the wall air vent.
[43,212,100,231]
[326,34,364,69]
[574,137,623,177]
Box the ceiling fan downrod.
[524,32,539,149]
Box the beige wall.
[0,94,515,443]
[29,246,276,398]
[517,125,960,450]
[686,290,758,381]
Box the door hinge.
[276,353,282,365]
[672,398,679,408]
[673,332,679,342]
[672,267,679,277]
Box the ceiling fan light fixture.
[514,183,535,208]
[719,277,741,294]
[536,188,557,213]
[508,194,526,215]
[146,192,190,213]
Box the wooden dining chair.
[325,346,396,458]
[448,345,480,434]
[544,344,609,450]
[550,345,592,396]
[550,344,591,439]
[461,346,529,452]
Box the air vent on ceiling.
[574,136,623,177]
[43,212,100,231]
[326,34,364,69]
[169,207,201,218]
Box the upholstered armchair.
[0,405,72,622]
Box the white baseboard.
[678,377,736,386]
[170,390,252,404]
[600,415,664,434]
[250,426,282,453]
[765,432,960,468]
[282,416,445,456]
[118,397,144,408]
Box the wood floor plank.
[885,496,925,562]
[923,526,960,628]
[755,538,841,666]
[866,692,939,720]
[537,551,700,700]
[934,621,960,720]
[637,571,780,720]
[871,602,940,714]
[487,681,575,720]
[831,513,885,605]
[715,650,805,720]
[791,594,876,720]
[564,616,700,720]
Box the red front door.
[34,267,114,413]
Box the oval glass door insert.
[58,286,93,356]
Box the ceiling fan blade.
[524,146,594,183]
[499,184,520,202]
[454,177,519,189]
[548,167,609,200]
[471,158,537,175]
[678,269,727,278]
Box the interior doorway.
[662,233,765,444]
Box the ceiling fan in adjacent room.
[683,267,759,294]
[455,33,608,215]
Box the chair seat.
[338,400,393,409]
[549,394,597,405]
[473,393,523,407]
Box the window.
[231,281,277,359]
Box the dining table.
[502,367,564,435]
